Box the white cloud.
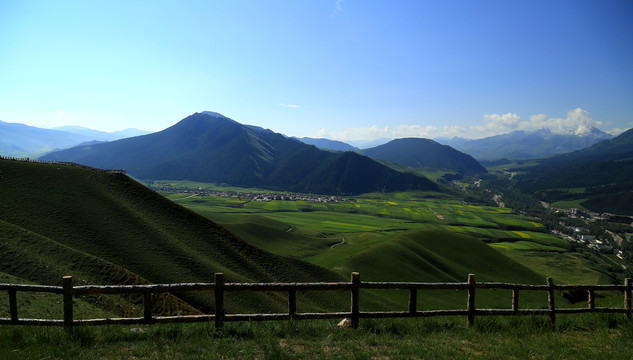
[559,108,602,135]
[394,124,438,138]
[55,109,72,126]
[315,124,463,142]
[475,113,521,134]
[528,114,548,129]
[472,108,603,137]
[331,0,344,16]
[335,0,344,11]
[441,125,468,137]
[607,128,628,136]
[277,104,300,108]
[57,109,69,120]
[317,125,391,141]
[313,108,608,143]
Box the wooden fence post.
[215,273,224,330]
[467,274,476,327]
[143,292,153,323]
[408,288,417,315]
[9,289,18,324]
[588,290,595,310]
[351,272,360,329]
[625,278,631,320]
[63,276,73,328]
[512,288,519,312]
[288,290,297,320]
[547,277,555,325]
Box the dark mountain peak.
[360,137,487,176]
[174,112,276,137]
[338,150,366,161]
[374,137,468,155]
[163,112,242,137]
[200,111,231,119]
[41,113,438,195]
[390,137,439,145]
[188,111,237,124]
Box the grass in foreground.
[1,315,631,359]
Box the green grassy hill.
[0,159,349,316]
[0,219,198,318]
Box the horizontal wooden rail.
[0,284,63,293]
[1,274,631,329]
[361,281,468,290]
[73,283,217,295]
[226,282,353,292]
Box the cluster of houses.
[571,229,613,252]
[251,194,347,203]
[557,207,633,225]
[161,188,352,204]
[550,208,633,258]
[552,226,620,255]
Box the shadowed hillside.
[0,159,349,314]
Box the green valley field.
[1,161,631,359]
[155,180,621,310]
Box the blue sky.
[1,0,632,141]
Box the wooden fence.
[1,273,631,329]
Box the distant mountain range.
[296,127,615,163]
[438,128,613,161]
[52,125,151,142]
[0,120,149,158]
[294,137,358,151]
[513,128,633,215]
[42,112,439,195]
[360,138,487,176]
